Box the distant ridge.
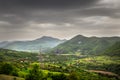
[0,36,66,52]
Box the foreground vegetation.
[0,48,120,80]
[0,62,119,80]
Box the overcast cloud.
[0,0,120,41]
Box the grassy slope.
[103,41,120,56]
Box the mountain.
[51,35,120,55]
[0,41,10,48]
[103,41,120,56]
[0,36,66,52]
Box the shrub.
[26,64,43,80]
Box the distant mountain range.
[51,35,120,55]
[0,36,66,52]
[0,35,120,55]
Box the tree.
[0,63,14,75]
[68,72,79,80]
[26,64,43,80]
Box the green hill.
[104,41,120,56]
[0,48,38,62]
[51,35,120,55]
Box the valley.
[0,35,120,80]
[0,0,120,80]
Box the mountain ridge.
[0,36,66,52]
[51,35,120,55]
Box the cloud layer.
[0,0,120,41]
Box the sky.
[0,0,120,41]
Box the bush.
[0,62,19,76]
[51,73,67,80]
[67,72,79,80]
[26,64,43,80]
[0,63,14,75]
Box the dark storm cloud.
[0,0,97,10]
[0,0,99,28]
[0,0,98,22]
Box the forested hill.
[0,36,66,52]
[103,41,120,56]
[51,35,120,55]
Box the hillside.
[0,48,38,62]
[0,36,66,52]
[51,35,120,55]
[103,41,120,56]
